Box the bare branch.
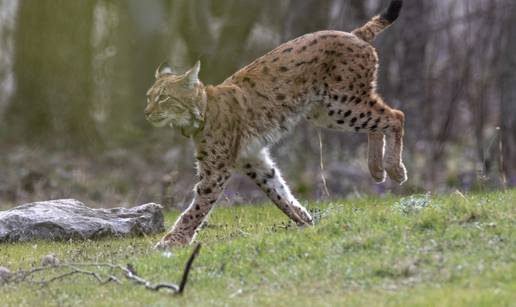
[178,242,202,294]
[7,244,202,295]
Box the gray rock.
[41,254,60,266]
[0,266,11,284]
[0,199,164,242]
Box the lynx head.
[145,61,205,130]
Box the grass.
[1,190,515,306]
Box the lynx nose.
[144,107,152,117]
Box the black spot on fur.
[247,172,257,179]
[279,66,289,72]
[344,110,352,117]
[255,91,269,100]
[337,120,345,125]
[276,94,286,100]
[283,47,293,53]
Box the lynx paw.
[386,162,407,184]
[153,233,190,250]
[154,240,176,250]
[369,167,386,183]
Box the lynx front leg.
[155,166,230,249]
[384,110,407,184]
[239,149,313,226]
[368,132,386,183]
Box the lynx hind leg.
[307,96,406,184]
[384,110,407,184]
[368,132,386,183]
[238,149,313,226]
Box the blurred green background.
[0,0,514,209]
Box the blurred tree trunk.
[282,0,332,38]
[173,0,264,84]
[116,0,169,133]
[465,1,505,178]
[500,0,516,185]
[7,0,98,148]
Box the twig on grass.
[317,129,331,199]
[178,242,201,293]
[37,265,121,286]
[7,243,202,295]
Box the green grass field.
[1,190,515,306]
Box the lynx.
[145,0,406,249]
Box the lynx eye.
[158,94,169,101]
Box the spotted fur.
[146,0,406,249]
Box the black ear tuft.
[381,0,403,23]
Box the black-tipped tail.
[380,0,403,23]
[352,0,403,42]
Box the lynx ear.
[183,61,201,88]
[155,62,173,79]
